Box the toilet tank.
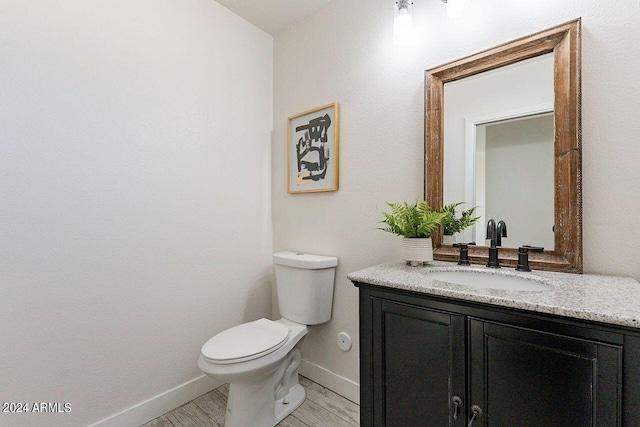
[273,251,338,325]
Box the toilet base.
[275,383,305,424]
[223,345,305,427]
[224,375,305,427]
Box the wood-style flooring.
[140,376,360,427]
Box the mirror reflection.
[443,53,554,249]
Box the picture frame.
[287,102,339,194]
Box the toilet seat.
[201,318,290,364]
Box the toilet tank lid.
[273,251,338,269]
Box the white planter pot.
[400,237,433,267]
[442,234,457,245]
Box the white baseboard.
[299,359,360,404]
[90,362,357,426]
[91,375,222,427]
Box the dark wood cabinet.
[372,298,465,426]
[356,283,640,427]
[468,319,621,427]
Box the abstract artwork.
[287,103,339,193]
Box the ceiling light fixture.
[394,0,414,46]
[394,0,468,45]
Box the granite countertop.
[347,260,640,329]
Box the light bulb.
[394,0,413,46]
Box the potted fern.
[441,202,480,245]
[379,200,448,266]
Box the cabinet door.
[469,320,622,427]
[372,298,466,427]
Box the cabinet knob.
[467,405,482,427]
[452,395,462,420]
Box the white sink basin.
[426,271,552,291]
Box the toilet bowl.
[198,251,337,427]
[198,318,308,427]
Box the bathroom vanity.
[354,17,634,426]
[348,261,640,427]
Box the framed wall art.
[287,102,339,194]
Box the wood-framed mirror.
[425,19,582,273]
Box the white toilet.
[198,251,338,427]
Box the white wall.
[0,1,272,426]
[273,0,640,396]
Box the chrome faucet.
[486,219,507,268]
